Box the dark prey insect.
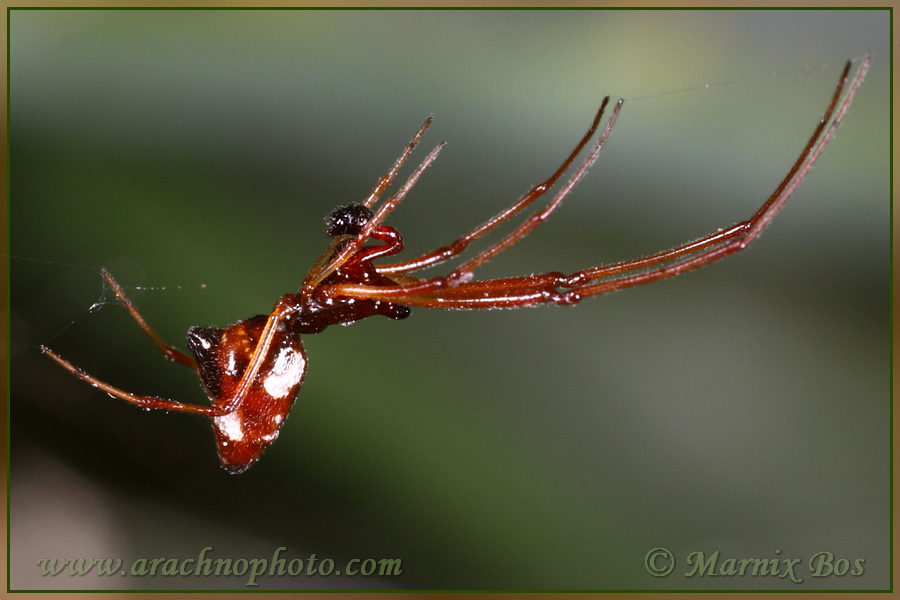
[43,56,869,473]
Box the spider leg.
[100,268,197,369]
[303,141,447,295]
[362,115,435,210]
[318,98,624,302]
[324,55,868,309]
[298,118,434,294]
[41,346,225,416]
[555,54,867,289]
[446,98,623,279]
[313,96,619,301]
[378,96,614,275]
[41,294,302,417]
[345,225,404,266]
[298,117,435,295]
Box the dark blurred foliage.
[10,10,889,590]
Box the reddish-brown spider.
[43,56,869,473]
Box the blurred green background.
[10,9,889,590]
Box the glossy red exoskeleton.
[43,56,869,472]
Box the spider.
[43,56,869,473]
